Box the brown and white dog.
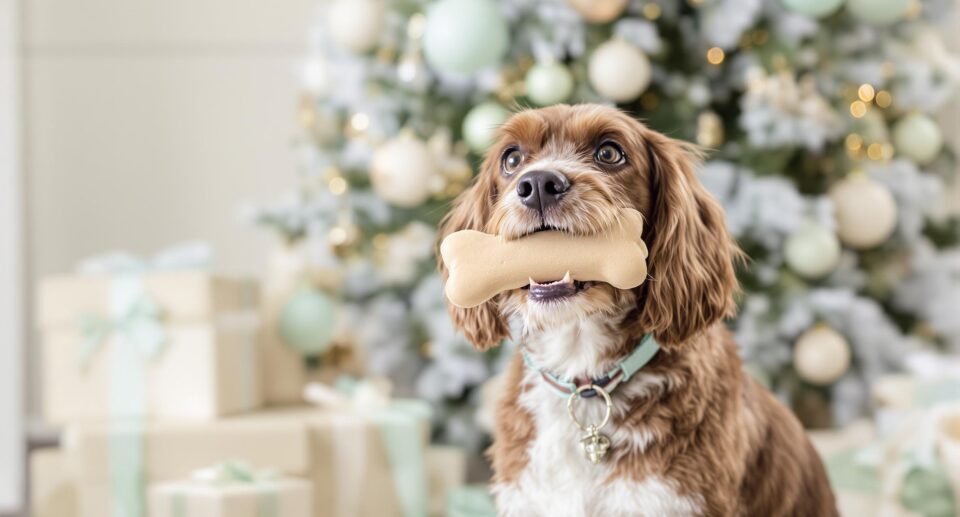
[437,104,837,516]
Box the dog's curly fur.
[437,104,837,516]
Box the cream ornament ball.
[892,113,944,165]
[846,0,911,25]
[325,0,385,54]
[793,326,852,385]
[525,62,575,106]
[588,39,651,103]
[784,222,841,279]
[462,101,511,153]
[422,0,509,75]
[829,175,898,249]
[568,0,628,23]
[370,135,439,208]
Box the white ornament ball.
[325,0,385,54]
[846,0,911,25]
[829,175,898,249]
[892,113,943,166]
[568,0,628,23]
[423,0,509,75]
[462,102,511,153]
[370,135,438,208]
[793,326,852,385]
[784,223,841,279]
[588,39,651,103]
[781,0,844,17]
[525,62,575,106]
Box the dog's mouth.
[522,271,597,302]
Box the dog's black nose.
[517,170,570,213]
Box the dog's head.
[438,104,739,351]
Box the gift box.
[148,461,312,517]
[426,445,467,517]
[30,448,78,517]
[62,410,311,517]
[266,379,434,517]
[270,404,431,517]
[37,270,262,423]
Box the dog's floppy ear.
[637,130,740,346]
[436,156,511,351]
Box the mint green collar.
[521,333,660,398]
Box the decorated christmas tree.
[254,0,960,448]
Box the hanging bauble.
[696,110,724,148]
[278,285,337,357]
[462,101,511,153]
[781,0,843,17]
[784,222,841,279]
[588,39,651,103]
[892,112,943,165]
[525,62,575,106]
[370,134,438,208]
[793,325,852,386]
[829,174,898,249]
[567,0,628,23]
[846,0,911,25]
[422,0,509,75]
[325,0,385,54]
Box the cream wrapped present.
[425,445,467,517]
[63,410,311,517]
[30,448,78,517]
[262,378,434,517]
[36,244,262,423]
[149,461,312,517]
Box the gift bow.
[302,376,393,411]
[75,241,213,275]
[77,295,166,368]
[73,241,213,368]
[191,460,280,485]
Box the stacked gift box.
[29,251,466,517]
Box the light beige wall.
[22,0,317,417]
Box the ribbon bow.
[77,294,167,368]
[191,460,279,485]
[75,241,213,275]
[302,376,394,412]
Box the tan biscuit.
[440,208,649,308]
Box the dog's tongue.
[528,271,577,301]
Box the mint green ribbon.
[170,461,280,517]
[373,400,432,517]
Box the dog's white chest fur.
[493,322,703,517]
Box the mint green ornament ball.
[893,112,944,165]
[784,222,840,279]
[525,62,575,106]
[423,0,509,75]
[846,0,911,25]
[781,0,843,17]
[278,286,337,357]
[462,102,510,153]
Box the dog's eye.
[595,143,625,165]
[502,148,524,174]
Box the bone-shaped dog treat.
[440,208,649,308]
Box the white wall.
[1,0,24,512]
[21,0,316,420]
